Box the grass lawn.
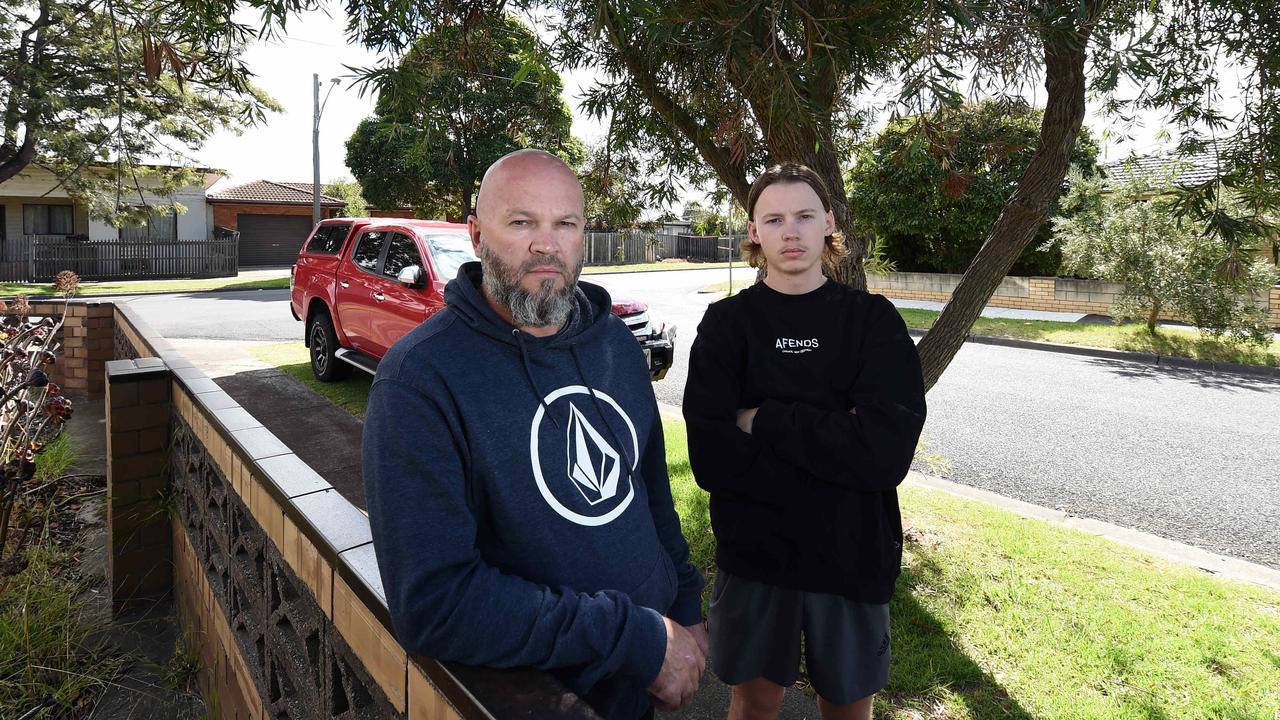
[897,307,1280,367]
[0,276,289,298]
[662,416,1280,719]
[246,352,1280,718]
[0,260,719,296]
[248,343,373,419]
[583,260,736,274]
[1,436,123,717]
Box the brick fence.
[89,301,599,719]
[867,272,1280,328]
[21,300,114,398]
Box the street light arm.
[317,78,340,127]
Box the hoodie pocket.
[628,548,678,612]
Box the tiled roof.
[1103,140,1236,187]
[207,180,344,206]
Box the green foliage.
[323,178,368,218]
[579,141,646,229]
[161,632,203,692]
[345,15,583,222]
[847,100,1099,275]
[897,307,1280,367]
[681,201,741,236]
[1053,173,1279,345]
[1,0,296,225]
[288,0,1280,384]
[0,545,123,717]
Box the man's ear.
[747,220,759,245]
[824,210,835,237]
[467,215,482,254]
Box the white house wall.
[87,216,117,241]
[174,187,207,240]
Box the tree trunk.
[1146,301,1160,332]
[0,0,51,185]
[0,136,37,186]
[915,15,1095,392]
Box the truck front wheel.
[308,312,352,382]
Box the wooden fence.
[0,235,239,282]
[582,232,745,266]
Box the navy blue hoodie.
[363,262,704,719]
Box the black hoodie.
[682,279,926,603]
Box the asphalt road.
[111,269,1280,570]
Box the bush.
[1053,173,1278,344]
[847,99,1099,276]
[1,273,79,571]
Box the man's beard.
[479,242,583,329]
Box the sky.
[198,6,608,194]
[198,4,1185,200]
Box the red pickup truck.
[289,218,675,382]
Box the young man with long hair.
[683,163,926,720]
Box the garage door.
[237,214,314,267]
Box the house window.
[119,207,177,241]
[22,204,74,235]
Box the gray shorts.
[708,570,890,705]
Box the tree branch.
[598,2,751,205]
[915,2,1102,391]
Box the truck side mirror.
[397,265,426,289]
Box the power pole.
[312,75,341,226]
[312,73,321,227]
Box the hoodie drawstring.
[569,345,636,484]
[514,329,562,430]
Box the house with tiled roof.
[1103,140,1237,188]
[1102,141,1278,265]
[207,180,347,267]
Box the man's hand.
[736,407,758,434]
[649,617,706,712]
[684,620,710,658]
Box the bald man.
[363,150,707,719]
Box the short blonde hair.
[741,163,848,272]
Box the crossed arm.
[684,297,926,496]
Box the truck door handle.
[372,291,384,301]
[339,281,349,288]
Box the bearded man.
[362,149,706,719]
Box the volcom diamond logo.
[530,386,638,527]
[566,403,620,505]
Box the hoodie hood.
[445,261,613,349]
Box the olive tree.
[1055,172,1279,344]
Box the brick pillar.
[1270,286,1280,328]
[53,301,114,399]
[106,357,172,615]
[83,303,114,397]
